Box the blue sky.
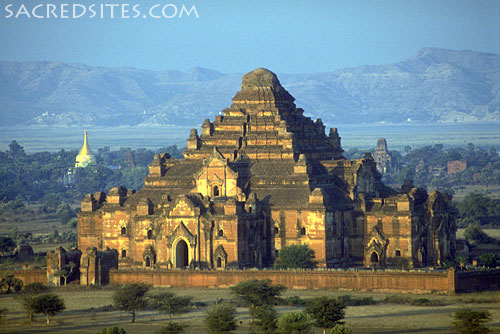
[0,0,499,73]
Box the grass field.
[0,286,499,334]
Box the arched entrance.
[175,240,189,268]
[370,252,379,264]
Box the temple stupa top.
[75,130,96,168]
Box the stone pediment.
[167,221,196,247]
[168,196,199,217]
[366,226,388,252]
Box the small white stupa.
[75,130,96,168]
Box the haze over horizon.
[0,0,499,73]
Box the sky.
[0,0,499,73]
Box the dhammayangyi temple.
[76,68,456,278]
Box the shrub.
[276,312,313,334]
[336,295,376,306]
[204,303,237,333]
[155,322,187,334]
[452,308,491,334]
[330,324,353,334]
[99,326,126,334]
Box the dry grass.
[0,287,500,333]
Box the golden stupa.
[75,130,96,168]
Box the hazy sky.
[0,0,499,73]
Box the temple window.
[121,249,127,258]
[147,229,153,240]
[275,249,279,257]
[213,185,220,197]
[121,227,127,235]
[395,250,401,257]
[300,227,306,236]
[370,252,379,263]
[218,229,224,237]
[274,227,279,235]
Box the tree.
[0,273,23,294]
[32,293,65,325]
[275,244,317,269]
[276,312,313,334]
[305,297,346,334]
[99,326,126,334]
[204,303,238,333]
[464,223,491,244]
[230,279,286,321]
[149,292,192,323]
[56,203,75,225]
[0,236,16,256]
[7,140,26,159]
[452,308,491,334]
[59,262,77,286]
[113,283,150,323]
[479,253,498,269]
[18,282,49,323]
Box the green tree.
[149,292,192,323]
[479,253,498,268]
[276,312,313,334]
[464,223,490,244]
[32,293,65,325]
[56,203,76,225]
[18,282,49,323]
[0,273,23,294]
[0,236,16,256]
[305,297,346,334]
[230,279,286,321]
[113,283,150,323]
[204,303,238,333]
[452,308,491,334]
[275,244,317,269]
[99,326,126,334]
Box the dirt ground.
[0,286,499,334]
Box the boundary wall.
[9,270,46,285]
[109,268,456,294]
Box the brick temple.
[77,68,456,279]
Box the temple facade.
[78,68,456,271]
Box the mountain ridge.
[1,47,499,127]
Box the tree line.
[0,140,183,204]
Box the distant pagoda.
[75,130,96,168]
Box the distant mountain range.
[1,48,499,127]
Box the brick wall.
[109,268,456,294]
[10,270,46,285]
[455,269,500,292]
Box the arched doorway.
[213,186,220,197]
[175,240,189,268]
[370,252,379,264]
[216,257,222,268]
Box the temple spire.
[75,130,96,168]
